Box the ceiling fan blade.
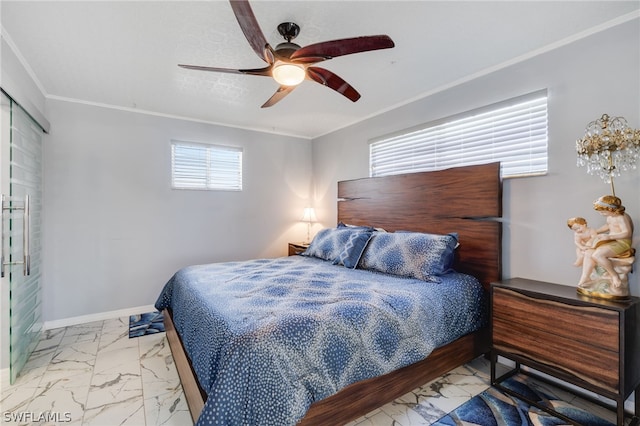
[178,64,272,76]
[229,0,272,63]
[290,35,394,62]
[261,86,296,108]
[306,67,361,102]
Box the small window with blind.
[171,140,243,191]
[369,90,548,178]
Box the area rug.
[129,311,165,338]
[433,374,614,426]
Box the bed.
[156,162,502,425]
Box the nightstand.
[288,242,309,256]
[490,278,640,426]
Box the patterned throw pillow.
[332,230,374,269]
[359,232,459,282]
[302,225,375,264]
[302,227,363,262]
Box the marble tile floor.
[1,317,191,425]
[0,317,622,426]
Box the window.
[370,90,548,178]
[171,141,243,190]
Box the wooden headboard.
[337,162,502,289]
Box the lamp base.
[577,284,630,301]
[576,257,634,301]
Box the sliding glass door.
[1,91,44,384]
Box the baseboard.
[43,304,157,330]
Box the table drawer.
[492,287,619,352]
[493,317,619,391]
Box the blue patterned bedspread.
[155,256,487,426]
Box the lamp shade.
[301,207,317,223]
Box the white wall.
[42,100,312,322]
[311,19,640,295]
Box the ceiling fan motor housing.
[275,42,301,59]
[275,23,301,59]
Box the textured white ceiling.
[2,1,639,139]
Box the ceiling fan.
[178,0,395,108]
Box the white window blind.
[171,141,243,190]
[370,91,548,178]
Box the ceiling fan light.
[272,63,305,86]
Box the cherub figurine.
[576,195,635,299]
[567,217,596,266]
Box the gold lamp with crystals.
[576,113,640,196]
[571,114,639,300]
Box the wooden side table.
[490,277,640,425]
[288,242,309,256]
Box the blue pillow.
[358,232,459,282]
[332,230,374,269]
[302,226,372,262]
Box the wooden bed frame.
[164,162,502,425]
